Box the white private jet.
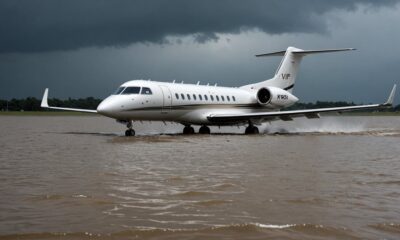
[41,46,396,136]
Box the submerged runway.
[1,116,400,239]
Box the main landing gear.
[245,123,259,135]
[199,125,211,134]
[122,122,259,136]
[183,125,195,134]
[182,125,211,134]
[125,121,135,136]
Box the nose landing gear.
[125,129,135,136]
[125,121,135,136]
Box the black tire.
[183,126,195,134]
[245,126,251,134]
[253,126,259,134]
[183,126,189,134]
[125,129,135,136]
[199,126,211,134]
[245,126,259,135]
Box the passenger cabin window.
[210,95,214,101]
[181,93,185,100]
[216,96,220,101]
[227,96,230,101]
[187,94,191,100]
[221,96,225,101]
[232,96,236,101]
[193,94,196,100]
[122,86,141,94]
[141,87,152,95]
[114,87,125,95]
[175,93,179,99]
[204,95,208,101]
[199,94,202,100]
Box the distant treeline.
[0,97,101,111]
[0,97,399,112]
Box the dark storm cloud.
[0,0,398,53]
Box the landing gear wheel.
[124,120,135,137]
[125,129,135,137]
[199,125,211,134]
[183,126,195,134]
[245,126,259,135]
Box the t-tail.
[240,46,356,93]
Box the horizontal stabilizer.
[255,50,287,57]
[292,48,356,55]
[256,47,355,57]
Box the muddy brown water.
[1,115,400,239]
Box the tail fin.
[241,46,355,93]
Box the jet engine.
[256,87,299,108]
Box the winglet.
[384,84,397,106]
[41,88,49,108]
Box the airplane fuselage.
[97,80,273,125]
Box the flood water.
[1,115,400,239]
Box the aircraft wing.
[208,85,397,124]
[41,88,98,113]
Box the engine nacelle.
[256,87,299,108]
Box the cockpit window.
[114,87,125,95]
[141,87,152,95]
[122,86,141,94]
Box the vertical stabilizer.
[240,47,355,93]
[268,47,304,92]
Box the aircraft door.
[159,85,172,112]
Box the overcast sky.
[0,0,399,104]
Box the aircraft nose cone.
[96,102,107,114]
[97,99,114,116]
